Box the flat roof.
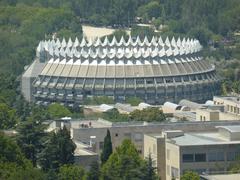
[201,173,240,180]
[169,132,240,146]
[214,96,240,104]
[217,125,240,133]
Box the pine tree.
[16,117,47,167]
[101,129,112,164]
[146,154,158,180]
[39,126,76,171]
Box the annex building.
[21,36,220,105]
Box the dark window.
[165,77,173,83]
[208,152,217,162]
[174,77,182,82]
[195,153,206,162]
[216,152,224,161]
[182,154,194,162]
[99,142,104,150]
[227,152,235,161]
[115,133,118,137]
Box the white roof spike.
[94,37,101,46]
[67,37,73,47]
[65,47,73,57]
[158,36,164,46]
[87,38,93,47]
[143,36,149,44]
[73,37,79,47]
[56,38,61,48]
[186,38,190,45]
[171,37,177,47]
[179,45,185,55]
[173,47,179,56]
[44,41,49,51]
[60,47,66,57]
[135,36,141,45]
[37,41,43,52]
[117,36,125,46]
[103,36,109,46]
[61,38,67,48]
[182,38,186,46]
[176,37,181,47]
[54,47,59,57]
[151,36,158,46]
[80,37,86,47]
[48,46,54,56]
[112,36,117,44]
[166,46,173,57]
[165,36,171,47]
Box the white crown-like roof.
[36,36,202,63]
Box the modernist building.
[21,36,220,105]
[144,126,240,180]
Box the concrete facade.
[144,126,240,180]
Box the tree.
[16,117,47,167]
[130,107,166,122]
[48,103,72,119]
[0,103,18,129]
[126,97,142,106]
[146,154,158,180]
[101,139,158,180]
[58,164,85,180]
[0,132,28,166]
[101,129,113,164]
[39,126,76,171]
[0,132,46,179]
[180,171,200,180]
[103,108,129,122]
[86,160,100,180]
[0,162,46,180]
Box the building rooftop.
[215,96,240,104]
[168,126,240,146]
[201,173,240,180]
[216,125,240,133]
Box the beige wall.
[165,142,180,180]
[196,109,219,121]
[214,97,240,116]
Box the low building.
[196,108,240,121]
[196,109,220,121]
[200,173,240,180]
[144,126,240,180]
[48,118,240,156]
[214,96,240,116]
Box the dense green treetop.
[39,126,76,172]
[180,171,200,180]
[58,164,85,180]
[48,103,72,119]
[101,139,158,180]
[130,107,166,122]
[16,116,47,166]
